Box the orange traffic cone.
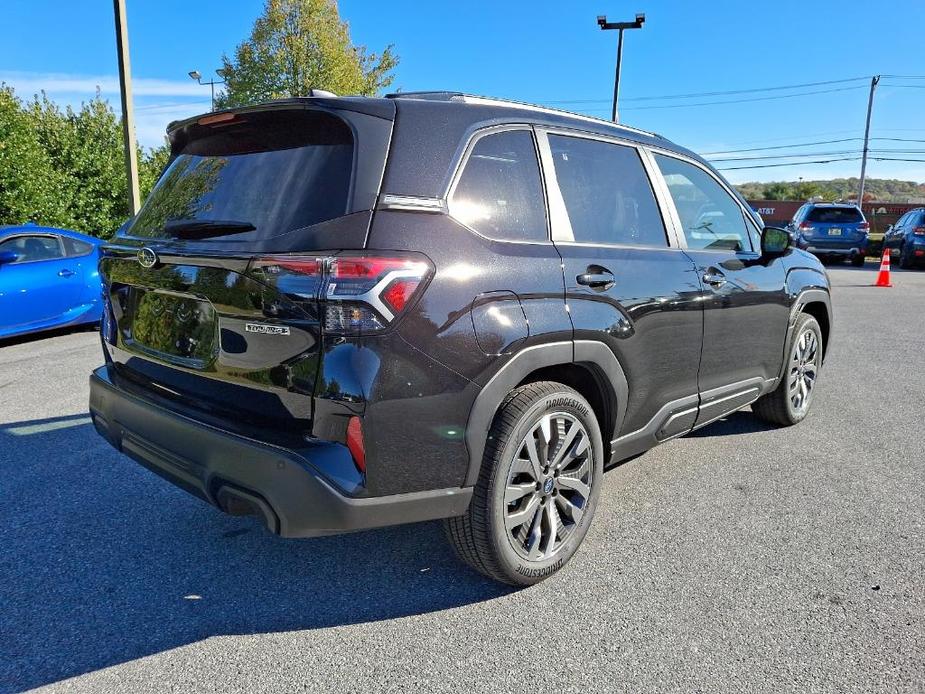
[874,249,892,287]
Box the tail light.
[858,221,870,231]
[799,222,814,231]
[249,252,432,334]
[914,226,925,236]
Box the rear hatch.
[100,102,394,441]
[801,206,867,244]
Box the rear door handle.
[702,271,726,287]
[58,269,76,278]
[577,269,615,290]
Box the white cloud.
[0,70,214,148]
[0,70,207,98]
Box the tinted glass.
[655,154,752,252]
[0,235,64,263]
[806,207,863,223]
[450,130,547,242]
[549,135,666,247]
[63,237,94,256]
[126,110,354,241]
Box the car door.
[0,234,77,330]
[885,213,907,254]
[536,129,704,452]
[649,152,791,427]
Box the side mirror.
[761,226,791,256]
[0,250,18,266]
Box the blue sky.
[1,0,923,184]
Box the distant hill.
[734,178,925,203]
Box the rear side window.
[548,135,666,247]
[126,110,354,241]
[806,207,863,224]
[654,154,753,252]
[63,237,94,256]
[0,235,64,263]
[449,130,547,242]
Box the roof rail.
[386,91,660,139]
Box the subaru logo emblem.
[543,478,555,495]
[137,247,158,269]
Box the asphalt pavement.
[1,265,923,693]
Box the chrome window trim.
[378,194,447,214]
[645,146,761,254]
[534,126,681,250]
[445,124,554,246]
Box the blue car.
[0,223,104,340]
[787,203,869,266]
[882,207,925,269]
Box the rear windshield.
[806,207,863,223]
[125,110,354,241]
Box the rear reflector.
[346,416,366,472]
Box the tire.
[851,254,865,267]
[444,381,604,586]
[753,314,823,427]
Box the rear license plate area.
[125,289,218,367]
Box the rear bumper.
[89,366,472,537]
[803,245,865,257]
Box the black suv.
[90,93,832,585]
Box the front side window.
[0,235,64,263]
[449,129,547,242]
[654,154,753,252]
[548,134,667,247]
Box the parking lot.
[1,265,923,693]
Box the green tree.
[761,182,793,200]
[0,85,66,225]
[217,0,398,108]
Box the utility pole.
[597,13,646,123]
[113,0,140,214]
[857,75,880,206]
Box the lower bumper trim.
[89,366,472,537]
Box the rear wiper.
[163,219,256,240]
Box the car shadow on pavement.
[687,411,777,438]
[0,415,512,692]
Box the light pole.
[188,69,227,111]
[597,13,645,123]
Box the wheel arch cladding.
[801,301,830,360]
[464,341,628,486]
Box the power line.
[544,75,870,105]
[716,155,925,171]
[716,157,861,171]
[578,85,868,112]
[709,148,925,163]
[702,138,861,155]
